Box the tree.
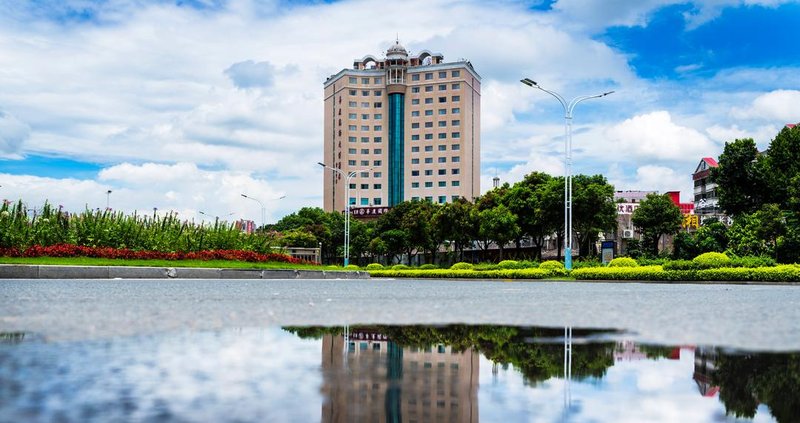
[571,175,617,258]
[631,193,683,256]
[712,138,770,216]
[433,198,478,263]
[764,125,800,209]
[502,172,554,260]
[727,204,786,259]
[478,204,520,260]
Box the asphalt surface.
[1,278,799,350]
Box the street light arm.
[568,91,615,113]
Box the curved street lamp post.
[521,78,613,270]
[241,193,286,229]
[318,162,371,267]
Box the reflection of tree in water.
[712,352,800,423]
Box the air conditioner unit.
[622,229,634,239]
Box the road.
[1,278,798,350]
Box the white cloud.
[0,110,30,157]
[731,89,800,122]
[603,111,716,162]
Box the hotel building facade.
[322,41,481,213]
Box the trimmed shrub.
[368,268,552,280]
[693,252,731,269]
[391,264,410,270]
[539,260,564,271]
[571,264,800,282]
[345,264,360,270]
[662,260,699,271]
[518,260,539,269]
[450,262,474,270]
[636,257,669,266]
[419,264,437,270]
[572,260,602,269]
[365,263,384,270]
[729,256,776,268]
[608,257,638,267]
[497,260,521,269]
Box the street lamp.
[241,193,286,229]
[199,210,235,222]
[318,161,371,267]
[521,78,613,270]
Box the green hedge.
[608,257,638,267]
[450,262,474,270]
[368,268,558,279]
[365,263,384,270]
[572,265,800,282]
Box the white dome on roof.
[386,40,408,58]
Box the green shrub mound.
[419,264,438,270]
[365,263,384,270]
[608,257,638,267]
[518,260,538,269]
[693,252,731,269]
[391,264,410,270]
[539,260,564,270]
[450,262,474,270]
[497,260,520,269]
[345,264,360,270]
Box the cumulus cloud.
[603,111,716,161]
[731,90,800,122]
[224,60,276,89]
[0,110,30,156]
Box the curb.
[0,264,370,280]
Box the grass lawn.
[0,256,344,270]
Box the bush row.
[571,265,800,282]
[0,244,305,264]
[367,268,562,279]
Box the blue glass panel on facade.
[388,93,405,206]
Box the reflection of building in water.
[693,346,720,397]
[613,341,648,361]
[321,331,479,422]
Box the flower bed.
[0,244,307,264]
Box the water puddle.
[0,326,797,422]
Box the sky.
[1,0,799,224]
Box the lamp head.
[602,90,615,97]
[520,78,537,87]
[317,162,326,167]
[240,193,248,198]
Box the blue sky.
[1,0,799,222]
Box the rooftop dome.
[386,40,408,58]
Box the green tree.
[433,198,478,263]
[712,138,770,216]
[727,204,786,259]
[502,172,555,260]
[631,193,683,256]
[571,174,617,258]
[478,204,520,260]
[764,125,800,209]
[278,228,317,248]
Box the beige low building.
[323,41,481,213]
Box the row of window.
[409,118,461,126]
[411,145,460,152]
[348,136,382,143]
[411,132,461,141]
[349,197,383,206]
[349,183,383,190]
[409,195,462,204]
[346,101,383,108]
[408,83,461,93]
[347,113,383,120]
[411,156,461,164]
[411,70,461,81]
[347,125,383,131]
[348,76,382,85]
[411,181,461,188]
[348,89,382,96]
[412,169,460,176]
[348,148,383,154]
[348,159,382,166]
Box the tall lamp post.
[241,193,286,229]
[318,162,371,267]
[521,78,613,270]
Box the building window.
[373,160,382,166]
[349,197,356,205]
[451,144,460,150]
[361,90,369,96]
[374,77,382,84]
[424,133,433,140]
[425,97,433,104]
[412,170,419,176]
[438,196,446,203]
[438,168,446,175]
[452,156,460,162]
[348,148,357,154]
[452,132,460,138]
[374,136,382,142]
[452,83,460,89]
[348,113,357,119]
[412,99,419,105]
[373,148,382,154]
[360,160,369,166]
[374,102,382,108]
[425,110,433,116]
[348,125,357,130]
[349,183,356,189]
[438,84,447,91]
[425,122,433,128]
[452,70,460,77]
[425,72,433,80]
[349,77,357,83]
[412,74,420,81]
[438,145,447,151]
[348,160,356,165]
[373,184,381,189]
[361,113,369,119]
[360,198,369,205]
[411,158,420,164]
[425,181,433,188]
[411,134,420,140]
[439,96,446,103]
[438,133,447,139]
[360,125,369,131]
[452,168,460,174]
[411,87,420,93]
[361,148,369,154]
[425,196,433,202]
[412,182,419,188]
[452,107,460,113]
[411,111,420,117]
[373,198,382,205]
[438,71,447,78]
[360,171,369,177]
[438,121,447,127]
[373,171,381,177]
[348,101,357,107]
[349,89,357,95]
[360,136,369,142]
[412,146,419,152]
[438,108,446,115]
[374,113,382,119]
[374,125,382,131]
[452,181,460,187]
[412,122,420,129]
[425,85,433,92]
[425,158,433,164]
[425,145,433,152]
[452,95,460,101]
[412,196,419,201]
[361,102,369,107]
[360,183,369,189]
[361,77,369,84]
[425,170,433,176]
[437,157,446,163]
[348,136,356,142]
[374,90,382,96]
[438,181,446,187]
[452,120,460,126]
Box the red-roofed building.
[692,157,728,224]
[786,123,798,129]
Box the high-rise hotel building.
[323,41,481,213]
